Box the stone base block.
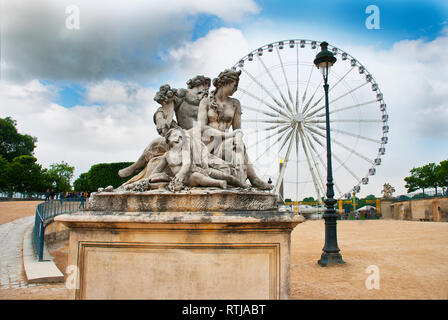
[85,189,278,212]
[56,210,303,300]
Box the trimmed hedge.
[86,162,136,191]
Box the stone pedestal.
[55,190,303,300]
[380,199,394,219]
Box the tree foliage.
[6,155,47,192]
[302,197,315,202]
[0,117,78,193]
[73,173,90,192]
[421,163,438,193]
[85,162,135,191]
[436,160,448,187]
[45,161,75,192]
[404,160,447,195]
[0,117,37,162]
[0,155,9,190]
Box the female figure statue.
[197,69,272,190]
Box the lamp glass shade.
[313,41,336,77]
[319,61,332,77]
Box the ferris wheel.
[232,39,389,202]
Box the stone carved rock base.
[86,189,279,212]
[56,191,303,300]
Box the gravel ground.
[0,201,42,225]
[1,201,447,300]
[290,219,448,299]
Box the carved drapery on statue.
[113,70,273,192]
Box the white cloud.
[2,0,259,82]
[85,80,156,106]
[0,79,159,180]
[168,27,251,82]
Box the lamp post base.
[318,252,345,267]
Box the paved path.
[0,216,35,289]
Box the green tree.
[46,161,75,192]
[404,162,441,196]
[435,160,448,195]
[302,197,315,203]
[0,155,9,190]
[0,117,37,162]
[87,162,134,191]
[73,172,90,192]
[404,167,427,195]
[420,163,438,195]
[7,155,47,192]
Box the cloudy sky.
[1,0,447,198]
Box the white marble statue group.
[117,69,273,192]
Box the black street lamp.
[314,42,345,266]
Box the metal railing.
[33,198,87,261]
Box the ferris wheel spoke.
[274,126,297,194]
[330,81,369,105]
[303,123,373,166]
[301,78,323,115]
[330,99,378,115]
[302,129,344,198]
[308,99,378,119]
[301,127,327,198]
[240,67,291,117]
[275,47,295,108]
[332,119,382,123]
[304,81,369,118]
[247,125,290,152]
[278,126,295,154]
[333,153,361,183]
[305,119,382,124]
[238,87,290,119]
[298,127,324,204]
[256,54,294,115]
[331,138,374,165]
[329,66,356,92]
[264,123,290,132]
[313,124,382,144]
[305,128,361,183]
[243,124,288,136]
[244,118,291,124]
[241,104,284,118]
[301,65,315,108]
[302,130,327,197]
[304,66,356,116]
[306,126,373,164]
[301,128,326,166]
[295,45,300,113]
[251,127,292,164]
[302,123,326,140]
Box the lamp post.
[314,41,345,266]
